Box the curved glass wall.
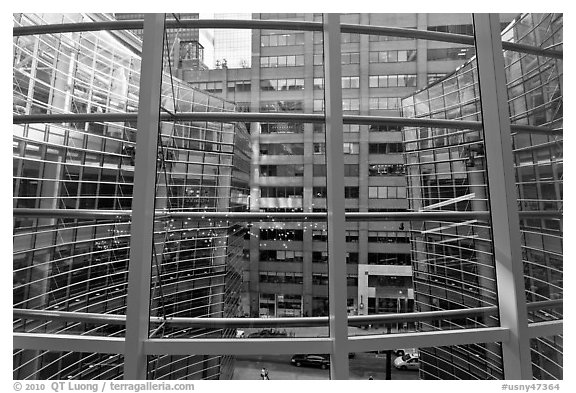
[400,13,562,380]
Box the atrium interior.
[12,12,562,380]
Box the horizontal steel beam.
[15,301,561,329]
[13,208,562,221]
[347,327,510,353]
[526,299,563,311]
[13,18,562,59]
[144,337,332,356]
[13,113,562,136]
[527,320,563,339]
[13,208,492,221]
[13,333,125,354]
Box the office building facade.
[13,12,250,379]
[401,13,562,379]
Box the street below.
[232,353,420,380]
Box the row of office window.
[314,143,358,154]
[260,186,303,198]
[227,80,251,92]
[369,142,405,154]
[313,164,359,177]
[259,250,304,262]
[259,250,372,265]
[260,100,303,112]
[260,32,306,47]
[369,97,402,110]
[260,271,303,284]
[369,164,406,176]
[369,74,418,88]
[312,186,360,199]
[189,81,223,93]
[369,50,417,63]
[260,272,359,286]
[260,164,304,177]
[260,251,411,265]
[259,229,303,241]
[369,186,408,199]
[368,231,410,243]
[260,78,305,91]
[260,55,305,68]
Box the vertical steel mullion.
[322,13,349,380]
[473,13,532,379]
[123,13,165,380]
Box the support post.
[323,13,349,380]
[123,13,165,380]
[472,13,532,379]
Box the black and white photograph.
[10,5,564,389]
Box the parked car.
[393,353,420,371]
[394,348,418,357]
[291,354,330,369]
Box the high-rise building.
[400,13,563,379]
[115,13,215,71]
[13,12,250,379]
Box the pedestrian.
[261,367,270,380]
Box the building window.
[368,186,407,199]
[343,143,359,154]
[368,164,406,176]
[345,232,359,243]
[260,55,305,68]
[260,101,303,112]
[260,78,304,91]
[313,187,327,198]
[313,164,327,177]
[369,74,417,88]
[344,164,359,176]
[345,186,359,199]
[260,187,303,198]
[259,143,304,155]
[314,143,326,154]
[342,76,360,89]
[369,50,417,63]
[369,143,405,154]
[369,97,401,110]
[342,98,360,112]
[341,52,360,64]
[261,32,305,47]
[343,124,360,133]
[313,99,324,113]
